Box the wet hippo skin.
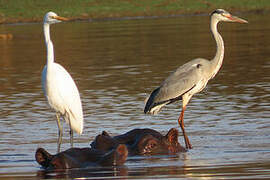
[35,144,128,170]
[91,128,186,155]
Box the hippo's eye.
[196,64,202,68]
[143,141,158,154]
[150,142,156,148]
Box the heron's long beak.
[226,15,248,23]
[52,15,69,21]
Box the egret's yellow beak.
[52,15,69,21]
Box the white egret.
[41,12,84,152]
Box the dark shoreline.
[0,8,268,25]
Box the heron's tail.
[144,87,168,114]
[144,88,158,114]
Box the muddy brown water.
[0,13,270,179]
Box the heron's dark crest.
[210,9,227,16]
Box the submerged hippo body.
[35,144,128,170]
[91,128,186,155]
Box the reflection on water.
[0,12,270,179]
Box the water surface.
[0,13,269,179]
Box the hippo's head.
[36,144,128,170]
[132,128,186,155]
[91,128,186,156]
[90,131,119,151]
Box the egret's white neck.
[43,23,54,67]
[210,17,224,79]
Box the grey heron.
[144,9,248,149]
[42,12,84,152]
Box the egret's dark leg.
[56,113,63,153]
[70,129,73,148]
[177,106,192,149]
[68,117,74,148]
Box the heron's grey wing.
[144,58,210,114]
[151,61,203,105]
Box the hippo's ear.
[90,133,116,151]
[35,148,53,168]
[166,128,179,143]
[98,144,128,166]
[90,131,111,148]
[102,131,111,137]
[114,144,128,165]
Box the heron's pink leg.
[177,106,192,149]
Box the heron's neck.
[43,23,54,67]
[210,17,224,79]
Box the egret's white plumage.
[41,12,83,151]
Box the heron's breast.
[188,78,208,95]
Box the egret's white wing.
[43,63,83,134]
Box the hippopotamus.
[35,144,128,170]
[90,128,186,155]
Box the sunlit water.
[0,13,270,179]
